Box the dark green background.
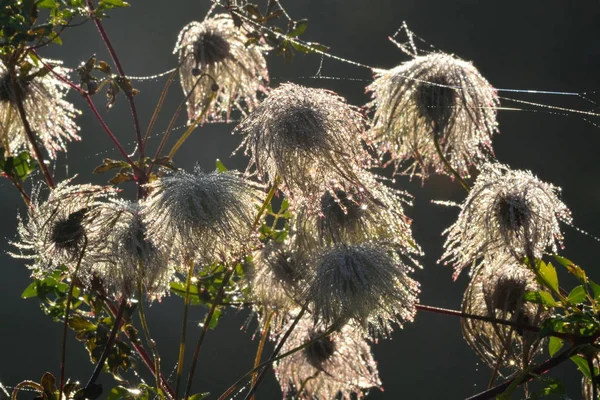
[1,1,600,398]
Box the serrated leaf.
[568,285,587,304]
[524,290,559,307]
[108,172,133,185]
[93,158,130,174]
[537,261,559,294]
[548,336,563,357]
[571,355,592,379]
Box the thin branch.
[465,346,579,400]
[250,310,275,400]
[58,239,88,400]
[184,266,235,399]
[86,0,145,159]
[175,260,196,399]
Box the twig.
[250,310,275,400]
[174,260,196,399]
[58,239,88,400]
[184,266,235,399]
[138,281,165,399]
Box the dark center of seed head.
[495,193,528,232]
[304,330,336,370]
[489,277,526,314]
[320,189,363,227]
[193,31,231,68]
[50,208,88,252]
[415,74,457,135]
[270,250,299,285]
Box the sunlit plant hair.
[304,243,419,338]
[174,13,269,123]
[275,314,381,399]
[142,167,263,266]
[236,82,372,201]
[461,257,548,375]
[294,172,422,265]
[440,163,572,279]
[11,179,116,280]
[0,58,80,159]
[89,200,174,301]
[367,52,499,178]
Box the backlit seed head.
[11,179,116,279]
[294,172,422,266]
[142,167,263,266]
[304,243,419,338]
[275,314,381,399]
[175,14,269,123]
[237,82,372,202]
[440,163,571,279]
[90,200,174,301]
[367,52,499,178]
[461,258,548,374]
[0,58,80,158]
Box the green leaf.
[36,0,56,8]
[568,285,587,304]
[537,261,559,294]
[93,158,131,174]
[107,386,132,400]
[215,159,228,172]
[548,336,563,357]
[21,281,38,298]
[208,308,221,329]
[289,19,308,37]
[589,280,600,302]
[188,393,210,400]
[571,355,592,379]
[99,0,130,7]
[524,290,559,307]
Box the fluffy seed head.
[0,58,80,158]
[367,52,499,178]
[275,314,381,399]
[90,200,174,301]
[304,243,419,338]
[441,163,571,279]
[143,168,263,265]
[11,179,116,279]
[461,258,548,374]
[294,172,422,265]
[237,83,372,201]
[174,13,269,123]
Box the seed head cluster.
[142,167,262,265]
[0,59,80,158]
[367,52,499,178]
[175,13,269,123]
[441,163,571,278]
[461,257,548,373]
[237,83,371,201]
[275,314,381,400]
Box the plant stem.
[253,179,280,229]
[85,297,128,390]
[433,133,469,190]
[183,266,235,399]
[138,281,165,399]
[243,306,308,400]
[144,68,178,145]
[465,346,579,400]
[218,321,337,400]
[86,0,145,159]
[104,300,175,399]
[10,70,55,188]
[175,260,196,399]
[58,239,87,400]
[249,310,274,400]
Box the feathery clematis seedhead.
[304,243,419,338]
[11,179,116,280]
[0,58,80,158]
[237,82,372,201]
[174,13,269,123]
[142,168,263,266]
[294,172,422,265]
[367,52,499,178]
[90,200,174,301]
[275,314,381,399]
[440,163,571,279]
[461,258,549,375]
